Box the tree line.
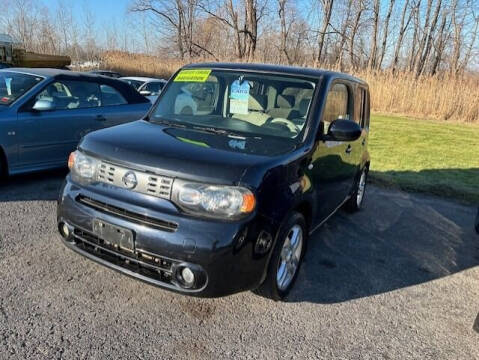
[1,0,478,77]
[131,0,478,77]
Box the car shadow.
[0,168,67,202]
[288,186,479,303]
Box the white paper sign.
[230,80,250,115]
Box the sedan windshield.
[122,79,145,90]
[0,72,43,105]
[151,69,316,140]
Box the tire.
[254,212,307,301]
[475,208,479,235]
[345,166,368,213]
[0,155,6,181]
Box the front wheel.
[254,212,307,301]
[475,208,479,234]
[345,167,368,212]
[0,156,6,181]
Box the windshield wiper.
[192,126,253,138]
[153,117,189,129]
[193,126,229,135]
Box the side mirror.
[32,99,55,112]
[326,119,362,142]
[140,90,152,96]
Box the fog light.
[181,267,195,286]
[59,222,70,238]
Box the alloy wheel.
[276,224,303,291]
[356,171,367,208]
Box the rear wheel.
[345,167,368,212]
[254,212,307,301]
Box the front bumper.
[57,177,279,297]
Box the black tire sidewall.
[356,168,368,209]
[347,167,368,212]
[0,157,5,181]
[266,212,307,300]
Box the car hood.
[79,120,294,186]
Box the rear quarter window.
[100,84,128,106]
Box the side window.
[356,88,365,127]
[36,81,101,110]
[100,84,128,106]
[322,83,350,134]
[364,89,370,128]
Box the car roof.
[120,76,160,82]
[183,62,367,85]
[141,79,167,84]
[2,68,150,104]
[3,67,73,78]
[89,70,119,73]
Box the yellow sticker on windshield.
[174,69,212,82]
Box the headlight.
[172,180,255,219]
[68,150,99,184]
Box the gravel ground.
[0,170,478,359]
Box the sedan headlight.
[172,180,256,219]
[68,150,99,184]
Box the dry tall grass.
[357,70,479,123]
[98,51,479,123]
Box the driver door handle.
[96,115,106,121]
[345,144,352,154]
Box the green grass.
[368,115,479,204]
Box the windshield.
[151,69,317,140]
[140,81,164,95]
[122,79,145,90]
[0,72,43,105]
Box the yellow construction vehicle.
[0,34,71,69]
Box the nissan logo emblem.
[122,171,138,190]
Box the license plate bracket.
[92,219,135,252]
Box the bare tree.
[333,0,353,70]
[430,6,449,75]
[278,0,292,64]
[392,0,412,72]
[377,0,395,69]
[316,0,334,64]
[415,0,443,77]
[349,0,366,69]
[131,0,199,59]
[367,0,381,69]
[0,0,477,75]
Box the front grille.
[77,195,178,232]
[73,228,177,284]
[98,163,116,183]
[97,161,173,200]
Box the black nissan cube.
[57,63,371,300]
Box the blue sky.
[43,0,132,25]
